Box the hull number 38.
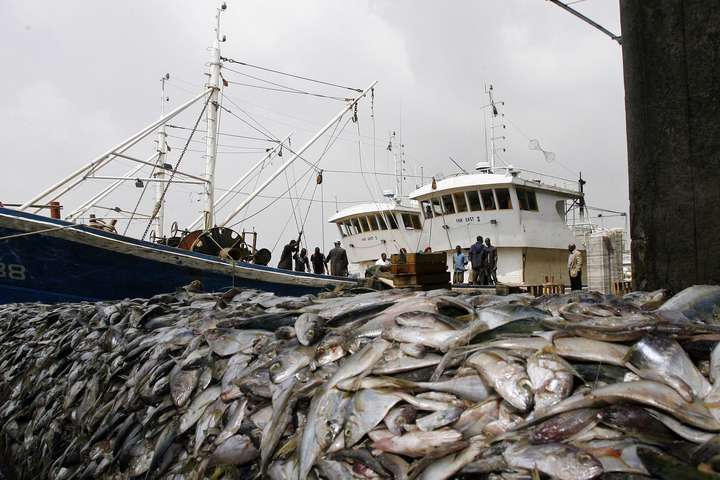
[0,263,26,281]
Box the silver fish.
[503,442,603,480]
[624,335,711,401]
[467,350,533,411]
[343,389,400,447]
[294,313,326,346]
[208,434,259,467]
[370,428,467,459]
[297,387,349,480]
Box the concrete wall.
[620,0,720,291]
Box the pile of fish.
[1,281,720,480]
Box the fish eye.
[578,453,593,464]
[269,362,281,371]
[306,329,314,337]
[345,428,352,436]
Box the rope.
[141,94,211,240]
[0,224,78,242]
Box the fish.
[3,283,720,480]
[294,313,326,346]
[467,350,533,411]
[625,335,711,401]
[658,285,720,323]
[297,387,349,480]
[384,405,418,435]
[370,428,467,458]
[343,389,400,447]
[207,434,259,467]
[503,442,604,480]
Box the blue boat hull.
[0,208,354,303]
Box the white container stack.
[587,229,624,293]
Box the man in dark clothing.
[325,240,349,276]
[294,248,310,272]
[310,247,327,275]
[484,237,498,285]
[469,236,486,285]
[277,239,298,270]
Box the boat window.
[467,190,483,211]
[431,197,444,216]
[421,200,433,219]
[442,194,455,214]
[481,189,496,210]
[517,188,539,211]
[527,190,538,211]
[387,213,399,229]
[352,217,362,233]
[411,214,423,229]
[453,192,468,212]
[377,214,388,230]
[495,188,512,209]
[368,215,379,231]
[359,216,370,232]
[338,223,347,237]
[344,221,355,235]
[401,213,423,230]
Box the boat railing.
[516,169,581,193]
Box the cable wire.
[221,56,362,92]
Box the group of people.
[452,236,498,285]
[277,239,350,276]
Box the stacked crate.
[587,229,625,294]
[391,252,450,290]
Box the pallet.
[613,280,632,295]
[524,283,566,297]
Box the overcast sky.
[0,0,626,254]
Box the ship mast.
[202,2,226,231]
[154,73,170,238]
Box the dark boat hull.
[0,208,354,303]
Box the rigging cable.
[221,93,279,141]
[140,94,212,240]
[220,56,363,92]
[229,116,352,229]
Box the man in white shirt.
[375,252,391,270]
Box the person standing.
[277,239,299,270]
[294,247,310,272]
[310,247,326,274]
[484,237,498,285]
[452,245,467,284]
[375,252,391,270]
[469,236,486,285]
[568,244,583,291]
[325,240,349,276]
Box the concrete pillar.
[620,0,720,292]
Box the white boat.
[328,87,594,285]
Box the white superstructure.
[329,166,587,284]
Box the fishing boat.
[328,87,625,285]
[0,3,368,303]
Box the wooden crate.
[391,252,447,275]
[393,272,451,287]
